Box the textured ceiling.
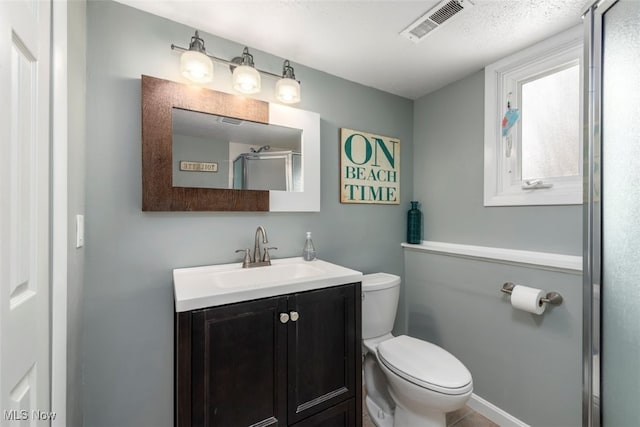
[115,0,588,99]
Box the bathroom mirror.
[172,108,303,192]
[141,75,320,211]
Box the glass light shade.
[180,50,213,83]
[276,78,301,104]
[232,65,261,94]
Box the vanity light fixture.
[276,60,301,104]
[171,30,301,103]
[178,31,214,83]
[232,47,261,94]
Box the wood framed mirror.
[141,75,320,212]
[142,75,269,211]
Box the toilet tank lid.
[362,273,401,291]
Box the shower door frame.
[582,1,618,426]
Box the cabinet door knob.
[279,313,290,324]
[290,311,299,322]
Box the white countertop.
[173,257,363,312]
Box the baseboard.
[468,393,530,427]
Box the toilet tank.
[362,273,401,340]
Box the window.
[484,26,583,206]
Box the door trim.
[51,0,68,425]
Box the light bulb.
[180,50,213,83]
[232,65,261,94]
[276,77,301,104]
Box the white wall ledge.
[402,240,582,274]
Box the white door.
[0,0,52,424]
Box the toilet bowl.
[362,273,473,427]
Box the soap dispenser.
[302,232,317,261]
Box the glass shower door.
[601,0,640,425]
[586,0,640,425]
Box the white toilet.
[362,273,473,427]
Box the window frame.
[484,26,583,207]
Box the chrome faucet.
[235,225,277,268]
[253,225,268,263]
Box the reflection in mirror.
[141,75,319,212]
[172,108,302,191]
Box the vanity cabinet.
[175,282,362,427]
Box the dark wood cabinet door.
[287,284,361,424]
[191,296,288,427]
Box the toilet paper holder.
[500,282,563,306]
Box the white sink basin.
[173,257,363,312]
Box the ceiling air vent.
[400,0,474,43]
[219,116,243,125]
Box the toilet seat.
[377,335,472,396]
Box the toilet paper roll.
[511,285,546,315]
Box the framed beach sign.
[340,128,400,204]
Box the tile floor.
[362,404,499,427]
[444,406,499,427]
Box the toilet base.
[366,393,448,427]
[365,395,393,427]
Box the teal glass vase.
[407,201,422,244]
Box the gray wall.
[404,249,582,426]
[83,2,413,426]
[172,134,230,189]
[413,70,582,256]
[408,67,583,425]
[66,1,86,425]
